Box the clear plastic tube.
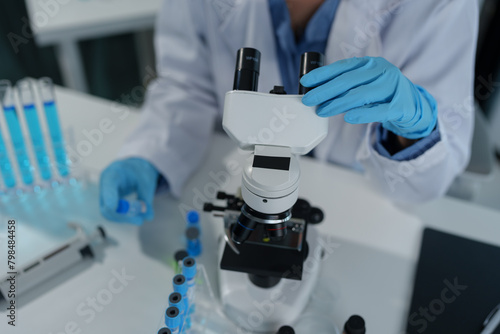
[38,77,69,177]
[116,199,146,216]
[0,128,16,188]
[0,80,34,185]
[17,79,51,180]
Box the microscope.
[204,48,328,333]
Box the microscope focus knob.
[308,207,324,225]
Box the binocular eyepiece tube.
[233,48,261,91]
[233,48,324,94]
[298,52,324,94]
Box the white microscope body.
[207,48,328,333]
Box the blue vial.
[164,306,181,333]
[169,293,186,331]
[116,199,146,216]
[186,210,200,229]
[0,128,16,188]
[186,227,202,257]
[182,257,197,287]
[38,77,69,177]
[17,79,52,180]
[172,274,188,296]
[0,80,34,185]
[182,257,197,319]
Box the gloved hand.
[301,57,438,139]
[99,157,159,225]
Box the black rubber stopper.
[173,274,185,285]
[277,325,295,334]
[174,250,189,263]
[169,292,182,304]
[157,328,172,334]
[344,315,366,334]
[186,227,200,240]
[165,306,179,319]
[183,257,196,268]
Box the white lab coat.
[119,0,478,203]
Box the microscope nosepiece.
[232,212,257,245]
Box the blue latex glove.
[301,57,438,139]
[99,158,158,225]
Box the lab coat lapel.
[216,0,282,91]
[325,0,383,64]
[316,0,383,164]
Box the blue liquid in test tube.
[0,128,16,188]
[38,78,69,177]
[0,80,34,185]
[18,79,51,180]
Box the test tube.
[186,227,201,257]
[116,199,147,216]
[164,306,181,334]
[173,250,189,273]
[172,275,189,318]
[38,77,69,177]
[186,211,200,229]
[0,80,34,185]
[0,127,16,189]
[186,211,202,256]
[168,293,186,331]
[182,257,197,322]
[182,257,197,289]
[17,79,51,180]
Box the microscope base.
[218,226,322,333]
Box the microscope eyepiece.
[298,52,324,95]
[233,47,261,91]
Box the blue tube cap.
[173,274,188,295]
[165,306,181,329]
[182,257,197,280]
[168,292,186,313]
[187,211,199,224]
[116,199,129,214]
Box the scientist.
[99,0,478,224]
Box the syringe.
[0,80,34,185]
[38,77,69,177]
[17,79,52,180]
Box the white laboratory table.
[1,87,500,334]
[24,0,162,91]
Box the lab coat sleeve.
[357,0,478,203]
[118,0,218,197]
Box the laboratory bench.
[1,86,500,334]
